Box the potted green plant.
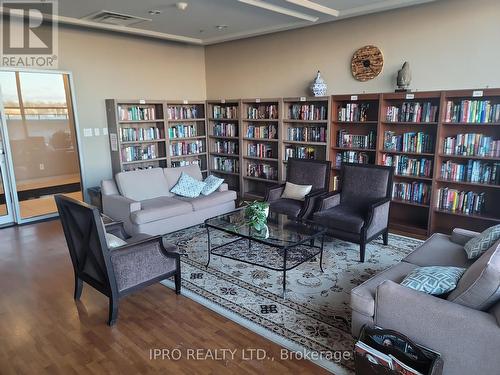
[242,201,270,231]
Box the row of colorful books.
[337,103,371,122]
[247,163,278,180]
[381,154,433,178]
[246,105,278,120]
[119,106,157,121]
[171,159,201,168]
[444,100,500,123]
[442,133,500,157]
[392,182,431,205]
[440,160,499,185]
[122,145,158,162]
[213,157,239,173]
[384,131,434,154]
[169,140,204,156]
[337,130,376,149]
[288,104,327,121]
[212,105,238,119]
[245,124,277,139]
[168,124,198,139]
[284,146,317,160]
[286,126,327,143]
[213,123,238,137]
[120,127,162,142]
[213,140,238,154]
[335,151,371,166]
[385,101,438,123]
[247,143,275,158]
[167,105,202,120]
[436,188,485,215]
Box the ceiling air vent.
[82,10,151,27]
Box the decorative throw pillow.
[106,233,127,249]
[464,224,500,259]
[170,172,206,198]
[281,181,312,201]
[201,175,224,196]
[401,266,466,295]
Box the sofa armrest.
[375,280,500,375]
[450,227,480,246]
[298,189,327,219]
[316,192,341,211]
[365,198,391,238]
[217,183,229,192]
[102,194,141,221]
[265,183,285,202]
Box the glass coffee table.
[205,208,327,297]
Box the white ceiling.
[52,0,437,45]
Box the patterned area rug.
[162,226,422,374]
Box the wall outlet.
[39,163,45,170]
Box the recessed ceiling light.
[215,25,228,31]
[148,10,162,15]
[176,2,189,11]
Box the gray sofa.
[351,228,500,375]
[101,165,237,236]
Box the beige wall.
[57,26,206,190]
[205,0,500,99]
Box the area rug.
[161,226,422,374]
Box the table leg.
[282,247,287,298]
[319,235,325,273]
[205,226,211,268]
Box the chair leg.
[74,275,83,300]
[108,296,119,326]
[174,271,181,295]
[359,242,366,263]
[383,229,389,246]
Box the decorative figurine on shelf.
[396,61,412,92]
[310,70,328,96]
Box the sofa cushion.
[464,224,500,259]
[403,233,473,268]
[170,172,206,198]
[176,190,237,211]
[164,165,203,190]
[313,205,365,234]
[201,175,225,196]
[130,197,192,225]
[401,266,466,295]
[269,198,303,217]
[351,261,418,317]
[116,168,171,201]
[448,240,500,311]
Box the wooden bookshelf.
[281,96,331,182]
[165,101,208,176]
[105,99,168,174]
[240,98,281,199]
[331,93,380,191]
[206,99,241,192]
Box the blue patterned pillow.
[201,175,224,196]
[464,224,500,259]
[401,266,466,295]
[170,172,206,198]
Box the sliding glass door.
[0,70,83,222]
[0,115,14,225]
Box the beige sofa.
[101,165,237,235]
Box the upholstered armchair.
[313,163,393,262]
[265,158,331,219]
[55,195,181,326]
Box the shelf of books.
[282,96,330,182]
[331,93,380,191]
[430,88,500,234]
[105,99,168,174]
[207,100,241,192]
[240,98,281,199]
[378,91,441,237]
[166,101,207,176]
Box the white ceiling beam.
[238,0,319,22]
[285,0,339,17]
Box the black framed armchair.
[55,195,181,326]
[265,158,331,219]
[312,163,393,262]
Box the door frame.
[0,68,87,225]
[0,123,15,226]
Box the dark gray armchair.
[313,163,393,262]
[55,195,181,326]
[265,158,331,219]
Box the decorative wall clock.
[351,45,384,81]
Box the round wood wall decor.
[351,45,384,81]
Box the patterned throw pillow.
[201,175,224,196]
[170,172,206,198]
[106,233,127,249]
[401,266,466,295]
[464,224,500,259]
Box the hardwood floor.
[0,220,328,374]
